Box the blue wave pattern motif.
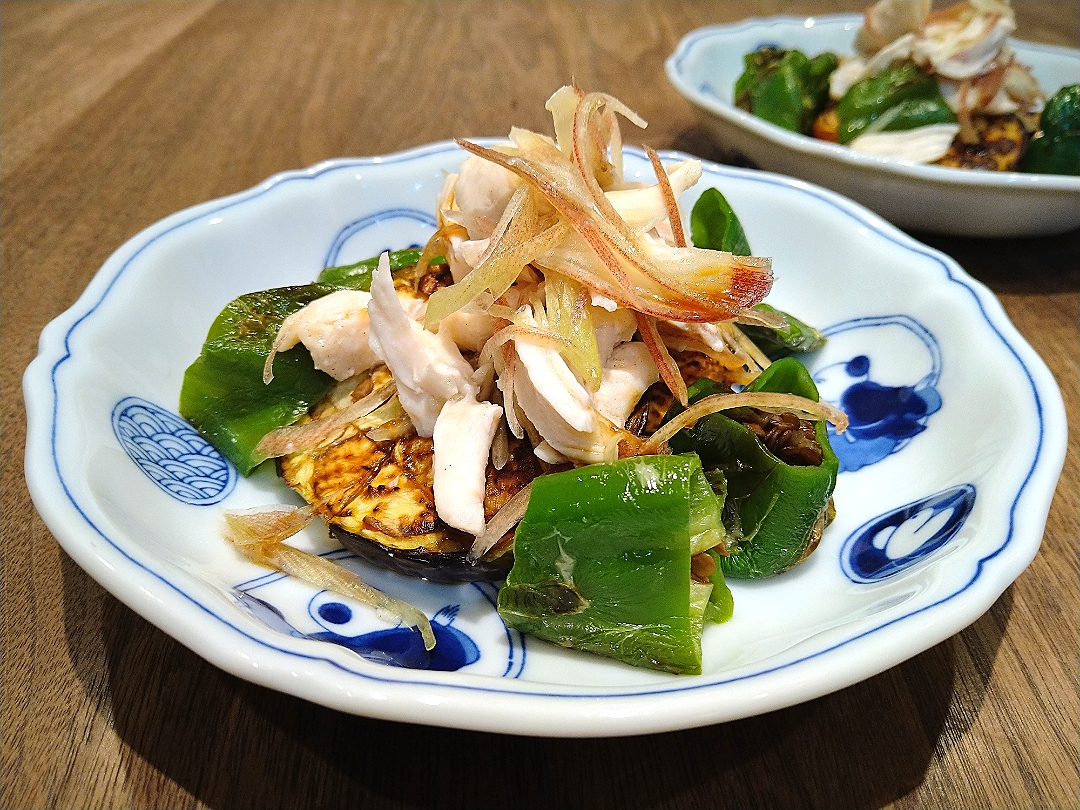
[111,397,236,505]
[840,485,977,582]
[815,316,943,473]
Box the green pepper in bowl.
[836,61,957,145]
[735,47,838,135]
[1021,84,1080,176]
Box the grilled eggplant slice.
[275,257,542,582]
[280,400,542,583]
[936,113,1029,171]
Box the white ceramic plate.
[665,15,1080,237]
[24,141,1066,737]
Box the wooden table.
[3,2,1077,807]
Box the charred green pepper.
[316,247,427,289]
[1020,84,1080,176]
[689,190,825,360]
[836,61,957,144]
[667,358,839,579]
[179,284,336,475]
[690,187,752,256]
[497,454,727,675]
[180,248,424,474]
[703,548,734,624]
[739,303,826,359]
[735,47,838,134]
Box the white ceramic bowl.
[665,15,1080,237]
[23,141,1066,736]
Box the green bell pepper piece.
[317,248,429,289]
[836,61,957,144]
[740,303,827,359]
[1021,132,1079,175]
[667,358,839,579]
[180,249,431,474]
[703,548,734,624]
[690,187,752,256]
[1020,84,1080,176]
[735,48,838,134]
[1040,84,1080,136]
[497,454,725,675]
[179,284,337,475]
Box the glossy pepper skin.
[1021,84,1080,176]
[735,48,838,134]
[688,190,825,359]
[836,61,957,144]
[179,248,422,475]
[667,358,839,579]
[740,303,826,360]
[690,187,752,255]
[316,247,425,289]
[497,454,723,675]
[179,284,336,475]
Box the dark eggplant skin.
[331,525,513,583]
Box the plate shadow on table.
[58,553,1014,810]
[670,123,762,172]
[909,228,1080,296]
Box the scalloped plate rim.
[22,139,1068,736]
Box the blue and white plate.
[23,141,1066,736]
[666,15,1080,237]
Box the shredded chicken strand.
[479,322,576,369]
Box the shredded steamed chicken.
[230,85,848,639]
[837,0,1044,161]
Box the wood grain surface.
[3,2,1077,808]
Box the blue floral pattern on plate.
[236,591,482,671]
[806,316,972,578]
[840,485,977,583]
[814,315,942,473]
[233,550,523,675]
